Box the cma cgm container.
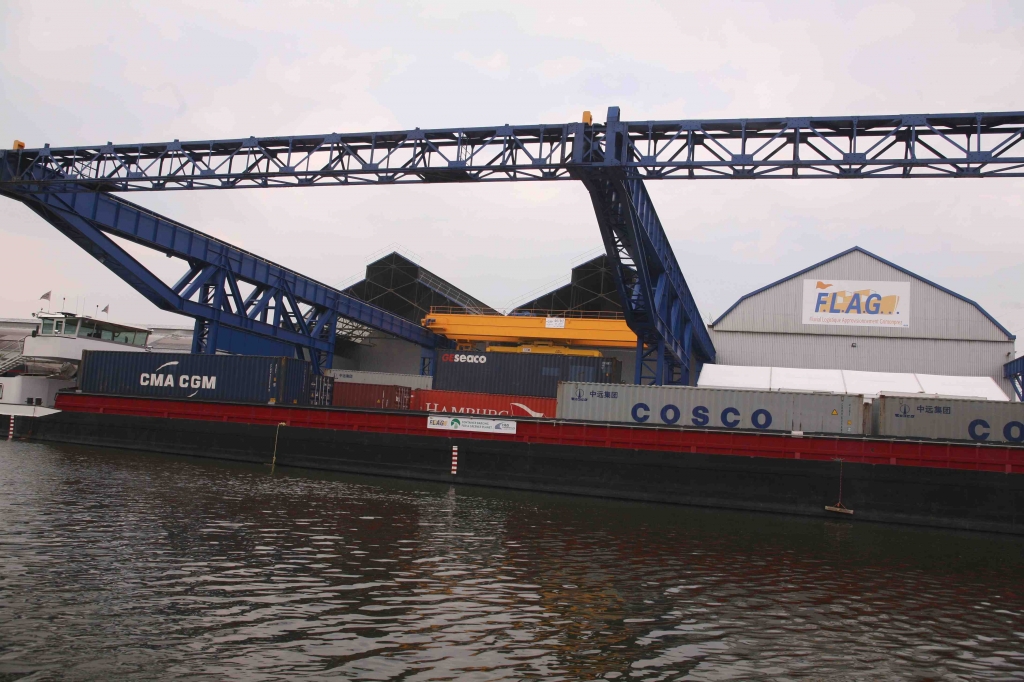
[557,382,863,435]
[328,369,432,390]
[410,389,557,418]
[434,351,620,398]
[332,382,411,410]
[79,351,318,405]
[876,395,1024,444]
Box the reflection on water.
[1,440,1023,680]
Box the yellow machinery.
[422,308,636,356]
[485,344,603,357]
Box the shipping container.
[434,351,620,398]
[308,374,334,407]
[332,382,411,410]
[327,369,433,390]
[875,395,1024,444]
[410,389,557,418]
[79,351,315,405]
[557,382,863,435]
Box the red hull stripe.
[54,393,1023,474]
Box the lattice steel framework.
[1006,356,1024,402]
[3,107,1022,382]
[0,179,440,373]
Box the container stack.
[433,351,620,398]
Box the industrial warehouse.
[2,109,1024,535]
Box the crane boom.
[3,107,1021,384]
[2,111,1022,191]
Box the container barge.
[4,350,1022,535]
[8,390,1020,536]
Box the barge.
[11,392,1023,536]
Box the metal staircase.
[0,353,24,375]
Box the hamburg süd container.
[79,351,316,405]
[331,382,411,410]
[410,389,557,418]
[433,351,621,399]
[875,395,1024,445]
[327,369,433,390]
[557,382,863,435]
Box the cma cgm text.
[139,373,217,389]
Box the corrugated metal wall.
[709,331,1014,378]
[713,250,1010,342]
[708,249,1016,397]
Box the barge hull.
[14,395,1024,535]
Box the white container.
[326,369,433,390]
[557,382,863,435]
[876,395,1024,444]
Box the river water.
[1,440,1023,681]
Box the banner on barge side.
[427,415,517,434]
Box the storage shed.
[709,247,1017,399]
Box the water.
[1,440,1023,681]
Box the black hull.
[17,411,1024,535]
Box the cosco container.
[327,369,433,390]
[331,382,411,410]
[875,395,1024,444]
[557,382,863,435]
[434,351,620,398]
[79,351,315,405]
[410,389,557,418]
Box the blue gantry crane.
[2,107,1023,383]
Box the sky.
[1,0,1023,346]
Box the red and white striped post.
[450,445,458,475]
[7,416,14,441]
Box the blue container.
[433,351,621,398]
[78,351,315,405]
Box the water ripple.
[1,440,1023,680]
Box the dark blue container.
[433,351,621,398]
[78,351,317,405]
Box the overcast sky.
[1,1,1023,345]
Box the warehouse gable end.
[712,246,1015,342]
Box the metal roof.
[712,246,1015,340]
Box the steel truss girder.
[3,111,1023,191]
[576,166,707,385]
[1005,356,1024,402]
[11,189,339,369]
[3,107,1022,385]
[1,185,441,371]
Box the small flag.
[101,305,109,314]
[39,291,51,301]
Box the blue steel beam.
[574,109,713,383]
[3,108,1023,383]
[2,111,1022,191]
[0,184,442,370]
[1005,356,1024,402]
